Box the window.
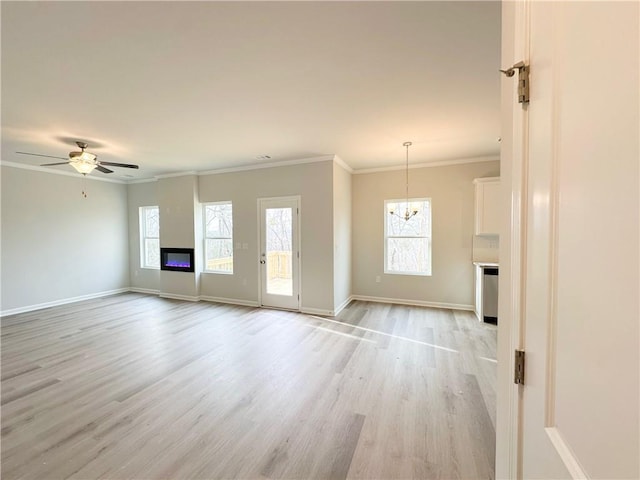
[140,206,160,269]
[204,202,233,274]
[384,198,431,275]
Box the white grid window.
[204,202,233,274]
[384,198,432,276]
[140,206,159,269]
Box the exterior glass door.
[259,197,300,310]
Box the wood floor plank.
[1,293,497,479]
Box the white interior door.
[503,1,639,478]
[258,197,300,310]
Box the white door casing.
[498,1,639,479]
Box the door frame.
[256,195,301,311]
[496,0,528,478]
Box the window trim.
[383,197,432,276]
[203,201,234,275]
[139,205,160,270]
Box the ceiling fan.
[16,141,139,175]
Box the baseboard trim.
[334,296,354,316]
[351,295,474,312]
[159,293,200,302]
[1,290,471,318]
[200,296,260,308]
[0,288,130,317]
[129,287,160,295]
[300,307,335,317]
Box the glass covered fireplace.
[160,248,195,272]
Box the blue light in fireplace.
[166,261,191,267]
[165,253,191,268]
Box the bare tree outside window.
[265,207,293,295]
[205,202,233,273]
[140,206,159,268]
[385,199,431,275]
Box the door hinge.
[514,349,525,385]
[297,251,299,259]
[500,61,530,105]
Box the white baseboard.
[159,293,200,302]
[0,288,130,317]
[200,296,259,308]
[300,306,335,317]
[351,295,474,312]
[129,287,160,295]
[334,296,354,316]
[1,289,472,319]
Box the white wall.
[199,160,335,313]
[127,180,160,292]
[333,161,352,311]
[1,165,129,314]
[352,160,499,309]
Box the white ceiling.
[1,1,501,180]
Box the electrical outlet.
[376,275,381,283]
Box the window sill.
[384,271,432,277]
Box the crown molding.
[0,161,127,184]
[3,154,497,183]
[154,171,198,179]
[127,177,158,184]
[198,155,336,176]
[333,155,353,173]
[473,176,500,184]
[353,156,500,174]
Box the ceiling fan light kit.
[69,148,98,174]
[71,161,97,175]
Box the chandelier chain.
[389,141,418,221]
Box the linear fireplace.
[160,248,195,272]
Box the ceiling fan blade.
[16,151,68,160]
[40,162,71,166]
[99,161,139,169]
[96,165,114,174]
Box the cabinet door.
[475,178,501,235]
[481,180,501,234]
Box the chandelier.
[388,141,418,221]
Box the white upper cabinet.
[474,177,501,236]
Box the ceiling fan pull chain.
[82,174,88,198]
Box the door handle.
[260,260,266,264]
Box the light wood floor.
[1,293,497,480]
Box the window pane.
[145,207,159,238]
[144,238,160,268]
[266,208,292,251]
[386,237,430,274]
[206,238,233,272]
[205,204,233,238]
[265,207,293,296]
